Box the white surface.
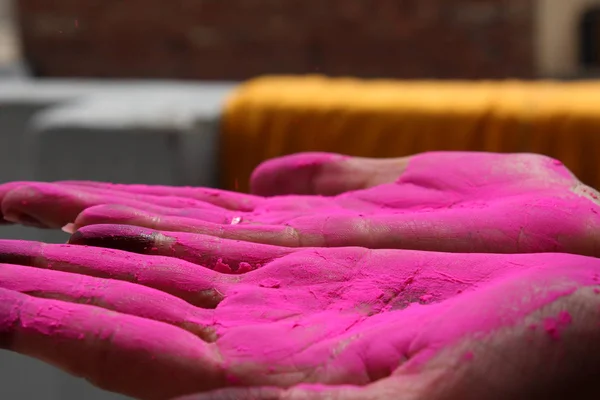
[0,79,236,104]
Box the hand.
[1,237,599,399]
[2,151,600,256]
[3,151,598,255]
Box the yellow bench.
[223,76,600,192]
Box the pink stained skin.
[1,240,600,399]
[0,151,599,399]
[2,151,600,257]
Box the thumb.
[250,152,410,196]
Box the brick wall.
[16,0,535,80]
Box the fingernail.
[62,223,76,234]
[69,226,159,254]
[2,212,47,229]
[2,213,19,224]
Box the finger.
[0,240,227,308]
[0,263,215,341]
[0,181,37,225]
[75,198,572,254]
[75,203,495,251]
[75,203,520,252]
[73,204,302,247]
[60,181,262,212]
[250,195,597,254]
[69,224,296,272]
[1,183,234,229]
[72,204,251,234]
[0,288,225,399]
[250,152,410,196]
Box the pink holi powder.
[11,151,599,258]
[2,151,600,397]
[0,235,598,397]
[237,262,253,273]
[214,258,232,274]
[543,311,573,341]
[258,278,281,289]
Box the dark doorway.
[580,8,600,68]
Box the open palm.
[1,151,599,255]
[1,235,599,399]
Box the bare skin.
[1,152,600,256]
[0,240,599,399]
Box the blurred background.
[5,0,600,80]
[1,0,600,398]
[3,0,596,79]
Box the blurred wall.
[0,0,18,64]
[536,0,600,77]
[15,0,535,80]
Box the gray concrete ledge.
[0,77,237,400]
